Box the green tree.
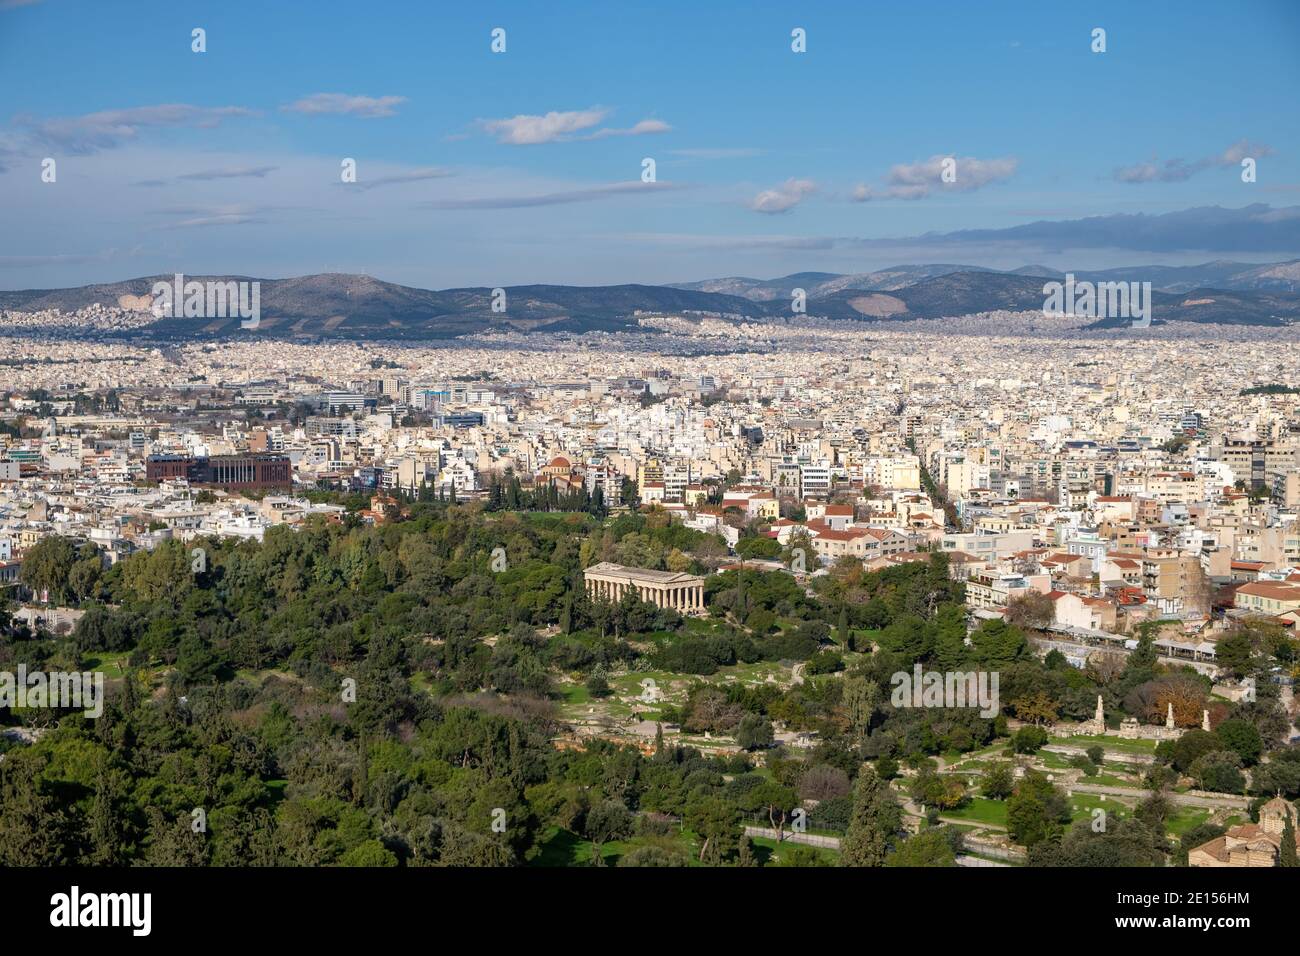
[685,795,740,865]
[885,828,956,867]
[735,714,774,751]
[840,767,901,867]
[749,781,798,842]
[18,535,77,604]
[1006,772,1069,848]
[1215,718,1263,766]
[0,751,72,865]
[842,676,879,743]
[584,800,633,865]
[1012,725,1049,754]
[981,762,1015,800]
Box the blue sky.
[2,0,1298,289]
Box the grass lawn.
[1038,751,1077,770]
[558,681,590,705]
[1054,734,1158,755]
[1164,807,1210,837]
[943,798,1009,827]
[82,651,132,678]
[1066,793,1131,826]
[1089,773,1138,788]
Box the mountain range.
[2,259,1299,340]
[669,259,1300,298]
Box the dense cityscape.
[3,0,1298,939]
[2,296,1300,872]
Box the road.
[1067,782,1250,810]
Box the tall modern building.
[146,454,292,489]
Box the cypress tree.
[840,766,901,867]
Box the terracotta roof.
[1237,581,1300,599]
[813,528,871,542]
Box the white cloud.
[346,167,456,191]
[478,108,610,145]
[421,180,680,209]
[1113,139,1273,184]
[281,93,407,118]
[749,178,816,214]
[853,155,1017,201]
[585,119,672,139]
[17,104,254,153]
[178,165,278,181]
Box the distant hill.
[3,264,1300,340]
[799,271,1135,322]
[0,274,763,340]
[797,271,1300,326]
[1071,260,1300,294]
[672,259,1300,299]
[670,264,997,300]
